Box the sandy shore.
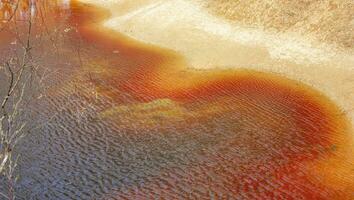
[79,0,353,66]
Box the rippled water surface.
[1,1,353,199]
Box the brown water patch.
[111,69,352,199]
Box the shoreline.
[76,0,354,124]
[78,0,353,67]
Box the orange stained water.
[68,1,354,199]
[1,1,353,199]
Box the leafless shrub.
[0,1,51,199]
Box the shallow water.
[1,1,353,199]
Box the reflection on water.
[0,0,32,20]
[0,0,71,23]
[0,1,353,199]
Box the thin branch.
[0,0,20,32]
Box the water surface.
[0,1,353,199]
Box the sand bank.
[78,0,353,66]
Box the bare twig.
[0,1,47,199]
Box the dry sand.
[204,0,354,50]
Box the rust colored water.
[68,2,353,199]
[0,1,353,199]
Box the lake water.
[0,1,353,199]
